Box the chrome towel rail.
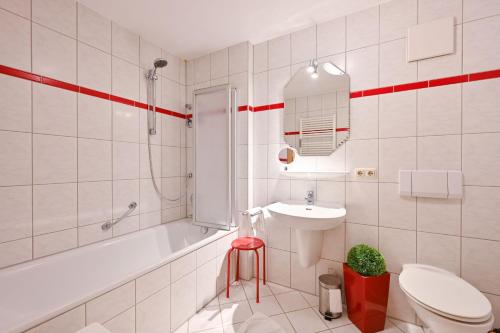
[101,202,137,231]
[242,209,263,217]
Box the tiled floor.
[175,279,424,333]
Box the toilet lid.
[400,264,491,322]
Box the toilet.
[399,264,494,333]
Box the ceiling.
[79,0,388,60]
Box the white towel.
[329,289,342,314]
[237,312,286,333]
[247,207,265,236]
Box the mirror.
[283,61,350,156]
[278,147,296,164]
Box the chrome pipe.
[101,202,137,231]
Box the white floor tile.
[301,292,320,307]
[330,324,361,333]
[241,278,272,299]
[220,300,253,325]
[388,318,423,333]
[222,323,242,333]
[219,283,247,304]
[313,307,352,329]
[249,295,283,316]
[286,308,329,333]
[188,306,223,332]
[270,314,295,333]
[276,291,310,312]
[268,282,294,295]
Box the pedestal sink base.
[295,229,324,268]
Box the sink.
[266,200,346,267]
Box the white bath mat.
[236,312,286,333]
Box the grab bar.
[101,202,137,231]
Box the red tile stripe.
[284,128,350,136]
[0,64,188,120]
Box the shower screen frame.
[192,84,237,230]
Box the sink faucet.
[305,190,314,205]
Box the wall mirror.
[283,61,350,156]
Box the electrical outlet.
[354,168,377,179]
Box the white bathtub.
[0,219,235,333]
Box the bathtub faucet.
[101,202,137,231]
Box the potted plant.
[343,244,390,333]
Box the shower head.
[150,58,168,78]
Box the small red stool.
[226,236,266,303]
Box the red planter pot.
[343,263,390,333]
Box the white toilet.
[399,264,494,333]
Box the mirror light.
[323,62,344,76]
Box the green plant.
[347,244,386,277]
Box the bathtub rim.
[1,219,238,333]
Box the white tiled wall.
[22,230,238,333]
[248,0,500,327]
[0,1,187,268]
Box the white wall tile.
[78,223,111,246]
[194,55,211,83]
[0,237,32,268]
[86,281,135,324]
[346,222,379,250]
[463,78,500,134]
[291,26,316,64]
[253,71,268,107]
[317,17,346,57]
[103,307,135,333]
[171,271,197,330]
[0,75,31,132]
[463,0,500,22]
[77,3,111,53]
[33,134,77,184]
[316,180,345,203]
[113,103,139,143]
[290,179,316,202]
[33,83,77,137]
[463,133,500,186]
[379,183,416,230]
[78,95,112,140]
[32,0,76,37]
[462,237,500,295]
[112,23,139,65]
[113,214,139,236]
[26,305,85,333]
[417,85,461,136]
[78,42,112,93]
[379,91,417,138]
[78,181,112,226]
[0,130,31,186]
[140,38,162,71]
[33,23,76,83]
[463,186,500,241]
[211,48,229,79]
[136,263,171,302]
[267,179,291,204]
[346,139,378,181]
[346,182,378,225]
[113,179,140,218]
[269,35,291,69]
[346,45,379,91]
[253,144,268,179]
[139,178,161,213]
[380,0,417,42]
[379,227,416,273]
[417,135,461,170]
[380,39,417,86]
[0,185,32,243]
[379,137,416,183]
[228,42,249,75]
[171,251,197,282]
[136,287,170,333]
[113,141,139,180]
[417,232,460,274]
[0,9,30,71]
[33,183,77,235]
[463,15,500,73]
[418,0,462,24]
[268,67,290,104]
[484,293,500,328]
[112,57,139,100]
[417,197,461,236]
[347,6,380,50]
[34,228,77,258]
[254,42,268,73]
[78,138,112,182]
[387,273,416,323]
[349,95,378,140]
[0,0,30,18]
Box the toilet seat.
[399,264,492,323]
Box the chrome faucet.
[305,191,314,205]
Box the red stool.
[226,236,266,303]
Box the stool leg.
[262,245,266,285]
[254,249,260,303]
[236,249,240,281]
[226,248,233,298]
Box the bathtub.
[0,218,237,333]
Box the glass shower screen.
[193,85,235,230]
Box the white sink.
[266,200,346,267]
